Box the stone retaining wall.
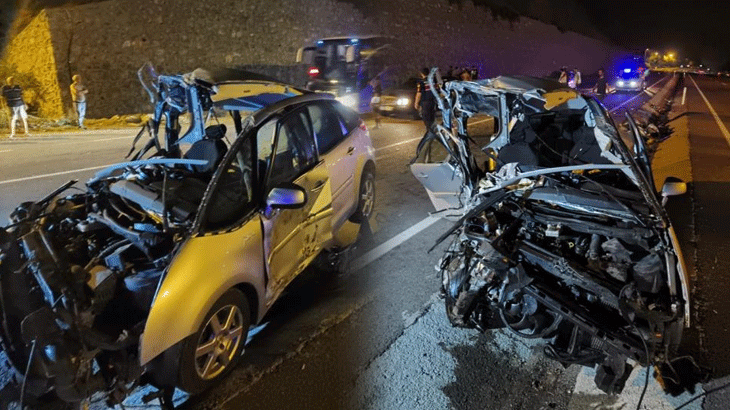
[3,0,626,118]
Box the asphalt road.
[3,74,725,410]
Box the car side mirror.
[265,183,307,210]
[661,177,687,205]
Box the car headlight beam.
[396,97,410,106]
[337,94,358,108]
[617,80,625,87]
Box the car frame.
[411,70,691,394]
[0,66,375,408]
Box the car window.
[308,102,346,154]
[203,135,255,230]
[267,109,317,190]
[330,101,361,135]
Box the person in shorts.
[1,77,29,138]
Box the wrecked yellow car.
[0,66,375,408]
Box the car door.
[307,101,357,228]
[259,107,334,306]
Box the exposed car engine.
[0,163,204,406]
[437,174,683,394]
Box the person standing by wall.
[1,77,29,138]
[70,74,88,129]
[414,67,437,132]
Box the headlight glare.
[337,94,358,108]
[396,97,410,106]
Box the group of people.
[558,66,582,89]
[559,66,611,99]
[1,74,88,138]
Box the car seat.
[184,124,229,174]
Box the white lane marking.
[608,76,668,113]
[682,87,687,105]
[0,164,112,185]
[351,216,441,271]
[0,149,11,153]
[91,136,135,142]
[375,137,421,152]
[374,117,492,153]
[689,75,730,148]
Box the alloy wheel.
[194,304,245,380]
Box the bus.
[296,36,394,113]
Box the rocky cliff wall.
[1,10,64,118]
[7,0,625,118]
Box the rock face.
[2,0,625,118]
[1,11,64,118]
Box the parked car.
[372,77,421,119]
[411,72,690,394]
[614,68,646,92]
[0,66,375,408]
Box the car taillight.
[359,119,368,131]
[308,67,320,77]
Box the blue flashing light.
[623,68,632,73]
[317,40,324,46]
[350,38,359,44]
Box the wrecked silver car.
[412,71,690,394]
[0,66,375,408]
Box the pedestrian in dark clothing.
[369,74,382,129]
[593,69,608,99]
[414,67,437,131]
[1,77,29,138]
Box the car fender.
[139,217,266,366]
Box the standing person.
[414,67,437,132]
[70,74,88,129]
[1,77,29,138]
[593,69,608,99]
[558,66,568,84]
[369,74,382,129]
[573,67,582,89]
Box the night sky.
[579,0,730,68]
[2,0,730,68]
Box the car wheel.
[350,169,375,223]
[178,288,250,394]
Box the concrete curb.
[650,74,693,188]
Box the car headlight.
[396,97,410,106]
[337,94,358,108]
[617,80,625,87]
[629,81,638,87]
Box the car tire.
[350,168,375,223]
[177,288,250,394]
